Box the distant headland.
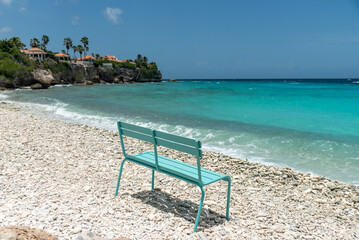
[0,36,162,90]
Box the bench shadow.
[131,189,226,229]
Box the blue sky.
[1,0,359,79]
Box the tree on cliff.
[10,37,26,50]
[63,38,73,55]
[77,45,84,59]
[0,39,15,52]
[136,54,142,62]
[41,35,49,51]
[30,38,40,48]
[80,37,89,56]
[72,45,78,59]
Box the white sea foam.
[50,84,72,88]
[6,100,118,132]
[0,93,9,100]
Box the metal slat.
[121,129,154,143]
[134,152,224,184]
[156,138,199,156]
[119,122,153,135]
[155,130,198,147]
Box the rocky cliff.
[1,62,162,89]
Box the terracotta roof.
[117,60,136,64]
[55,53,69,57]
[77,55,96,61]
[21,48,46,54]
[103,55,120,62]
[29,48,43,51]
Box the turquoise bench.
[114,121,231,232]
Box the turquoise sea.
[1,80,359,184]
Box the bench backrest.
[117,121,203,184]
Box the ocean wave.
[5,99,118,131]
[0,93,9,100]
[50,84,72,88]
[3,86,359,185]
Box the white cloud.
[71,16,79,25]
[19,7,26,12]
[103,7,122,24]
[0,26,12,34]
[0,0,13,6]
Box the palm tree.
[95,53,100,60]
[143,56,148,64]
[63,38,73,55]
[80,36,89,56]
[61,50,66,54]
[10,37,26,49]
[77,45,84,59]
[72,45,78,60]
[30,38,40,48]
[41,35,50,51]
[136,54,142,62]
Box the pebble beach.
[0,102,358,240]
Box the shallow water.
[2,80,359,184]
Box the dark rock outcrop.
[98,66,115,83]
[115,67,140,83]
[30,83,43,89]
[0,62,162,89]
[13,69,54,89]
[53,63,98,84]
[31,70,54,88]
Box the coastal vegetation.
[0,38,37,87]
[0,36,162,89]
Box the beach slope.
[0,103,358,239]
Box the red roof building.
[103,55,120,62]
[20,48,47,61]
[55,53,70,60]
[76,55,96,61]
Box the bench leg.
[115,159,127,196]
[151,170,155,190]
[193,186,205,232]
[226,177,231,221]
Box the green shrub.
[139,68,159,79]
[93,59,136,69]
[0,57,28,79]
[112,61,136,69]
[42,58,70,74]
[0,51,12,60]
[93,60,103,68]
[0,75,13,86]
[46,51,58,61]
[0,39,13,53]
[74,72,84,81]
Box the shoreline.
[0,102,358,239]
[2,89,357,186]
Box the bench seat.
[129,151,228,186]
[115,121,231,232]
